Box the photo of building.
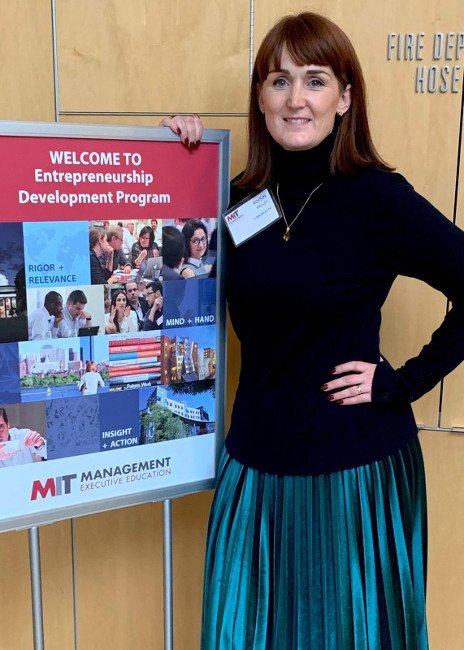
[161,325,216,385]
[18,336,109,401]
[139,385,215,444]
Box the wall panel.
[440,122,464,428]
[41,521,75,649]
[0,530,33,649]
[0,0,55,121]
[421,429,464,648]
[0,521,75,650]
[74,503,164,650]
[57,0,250,114]
[172,490,213,650]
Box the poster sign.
[0,122,228,532]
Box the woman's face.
[139,232,151,249]
[258,47,351,151]
[189,228,207,259]
[115,293,127,310]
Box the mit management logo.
[30,474,77,501]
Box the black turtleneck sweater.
[224,133,464,475]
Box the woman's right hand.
[159,115,203,146]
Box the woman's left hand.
[322,361,376,405]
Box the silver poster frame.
[0,120,229,532]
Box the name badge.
[223,188,281,247]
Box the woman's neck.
[270,129,336,192]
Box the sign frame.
[0,121,229,532]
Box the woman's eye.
[308,77,324,88]
[272,78,288,88]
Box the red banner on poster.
[0,136,219,222]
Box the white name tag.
[223,188,281,247]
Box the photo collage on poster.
[0,217,217,469]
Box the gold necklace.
[276,181,323,241]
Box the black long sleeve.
[225,144,464,475]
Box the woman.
[104,289,138,334]
[78,361,105,396]
[180,219,212,278]
[164,12,464,649]
[89,227,116,284]
[130,225,160,268]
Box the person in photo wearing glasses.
[106,226,129,271]
[0,408,46,467]
[130,225,160,268]
[180,219,213,279]
[142,280,163,330]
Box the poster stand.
[26,503,174,650]
[29,526,44,650]
[163,499,174,650]
[0,121,229,647]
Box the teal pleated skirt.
[201,437,428,649]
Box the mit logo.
[30,474,77,501]
[226,209,239,224]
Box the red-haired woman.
[163,12,464,649]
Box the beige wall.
[0,1,463,648]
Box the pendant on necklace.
[283,227,290,242]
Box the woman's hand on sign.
[160,115,203,147]
[321,361,377,405]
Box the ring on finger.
[357,385,362,395]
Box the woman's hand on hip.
[322,361,377,405]
[159,115,203,146]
